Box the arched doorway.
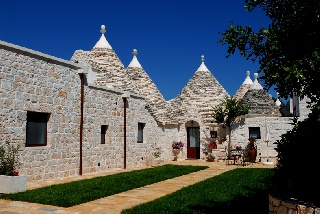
[186,120,200,159]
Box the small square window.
[249,127,261,139]
[210,131,217,138]
[26,111,49,146]
[137,123,145,143]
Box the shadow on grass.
[183,188,269,214]
[122,168,273,214]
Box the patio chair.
[225,152,238,165]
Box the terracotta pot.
[172,149,180,155]
[248,148,257,162]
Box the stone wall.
[230,116,294,163]
[81,84,169,173]
[0,41,180,182]
[0,41,83,182]
[269,194,320,214]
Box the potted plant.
[208,141,217,149]
[206,154,215,162]
[247,137,257,163]
[0,141,27,193]
[235,144,242,150]
[172,140,185,161]
[218,136,227,143]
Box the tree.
[219,0,320,110]
[218,0,320,205]
[211,96,249,153]
[212,96,249,127]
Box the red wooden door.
[187,127,200,159]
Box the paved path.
[0,160,273,214]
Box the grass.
[122,168,274,214]
[0,164,208,207]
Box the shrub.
[0,141,21,176]
[273,108,320,207]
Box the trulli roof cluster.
[71,25,281,125]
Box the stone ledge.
[269,194,320,214]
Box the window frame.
[101,125,108,144]
[137,123,145,143]
[248,127,261,139]
[26,111,50,147]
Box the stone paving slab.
[0,160,274,214]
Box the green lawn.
[122,168,274,214]
[0,164,208,207]
[0,165,274,213]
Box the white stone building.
[0,25,310,182]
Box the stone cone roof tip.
[196,55,209,72]
[128,49,142,68]
[275,92,281,106]
[93,25,112,49]
[243,71,253,84]
[233,71,254,100]
[250,73,263,90]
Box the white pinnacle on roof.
[250,73,263,90]
[93,25,112,49]
[196,55,209,72]
[275,92,282,106]
[128,49,142,68]
[243,71,253,84]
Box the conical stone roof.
[234,71,253,100]
[126,49,172,124]
[169,55,229,123]
[241,73,281,116]
[71,25,140,93]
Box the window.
[101,125,108,144]
[249,127,261,139]
[137,123,145,143]
[26,111,49,146]
[210,131,217,138]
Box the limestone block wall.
[0,41,83,182]
[159,124,184,161]
[0,41,179,183]
[81,84,176,174]
[230,116,294,163]
[269,194,320,214]
[298,97,312,118]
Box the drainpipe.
[122,92,130,169]
[123,97,127,169]
[79,73,84,175]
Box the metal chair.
[225,152,238,165]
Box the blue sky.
[0,0,272,101]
